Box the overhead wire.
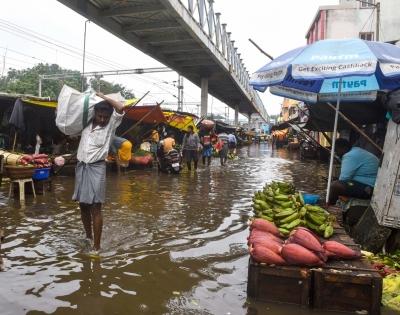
[140,73,199,101]
[378,12,385,41]
[0,31,175,99]
[0,46,48,63]
[0,26,119,70]
[0,19,199,101]
[0,26,117,70]
[0,18,202,104]
[3,56,36,66]
[360,7,376,34]
[368,8,376,37]
[0,19,125,69]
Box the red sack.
[33,158,48,165]
[214,141,223,152]
[22,155,33,162]
[32,154,48,159]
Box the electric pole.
[177,74,184,112]
[82,20,90,91]
[355,0,380,41]
[376,2,380,41]
[1,48,7,77]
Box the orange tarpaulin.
[124,105,166,124]
[272,129,288,139]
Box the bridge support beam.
[248,113,252,131]
[234,105,239,126]
[200,78,208,118]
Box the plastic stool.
[9,178,36,201]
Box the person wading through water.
[73,92,124,256]
[182,125,200,171]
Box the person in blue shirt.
[228,133,237,155]
[328,138,379,205]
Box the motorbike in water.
[157,147,182,174]
[299,139,318,160]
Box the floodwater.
[0,144,382,315]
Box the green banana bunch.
[279,212,300,224]
[280,218,302,230]
[253,181,335,237]
[306,212,327,226]
[278,227,290,236]
[324,224,334,238]
[274,208,297,219]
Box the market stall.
[247,180,382,313]
[115,104,167,168]
[163,110,198,133]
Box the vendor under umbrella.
[328,138,379,205]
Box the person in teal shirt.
[328,138,379,205]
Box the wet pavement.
[0,143,378,315]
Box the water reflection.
[0,143,368,315]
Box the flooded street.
[1,144,333,315]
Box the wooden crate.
[313,258,382,314]
[247,258,312,306]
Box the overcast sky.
[0,0,338,117]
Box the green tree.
[89,77,135,99]
[0,63,85,99]
[0,63,135,100]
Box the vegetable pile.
[252,181,334,237]
[134,149,152,157]
[19,154,51,168]
[364,250,400,311]
[248,219,361,267]
[248,181,361,267]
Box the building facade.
[304,0,400,147]
[280,98,300,122]
[306,0,400,44]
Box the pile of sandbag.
[248,218,361,266]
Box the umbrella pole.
[326,78,342,204]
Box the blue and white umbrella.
[250,38,400,203]
[250,38,400,103]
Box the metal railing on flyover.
[183,0,268,121]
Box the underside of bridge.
[57,0,264,118]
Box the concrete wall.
[249,114,265,132]
[380,0,400,42]
[307,0,400,43]
[326,7,373,39]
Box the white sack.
[56,84,125,135]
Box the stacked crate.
[247,214,382,314]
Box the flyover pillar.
[200,78,208,118]
[248,113,252,131]
[234,105,239,126]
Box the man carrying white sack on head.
[72,92,124,257]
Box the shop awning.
[271,118,299,131]
[281,96,387,133]
[124,104,166,124]
[163,110,198,132]
[302,99,386,132]
[23,99,57,108]
[215,120,237,133]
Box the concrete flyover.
[57,0,269,123]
